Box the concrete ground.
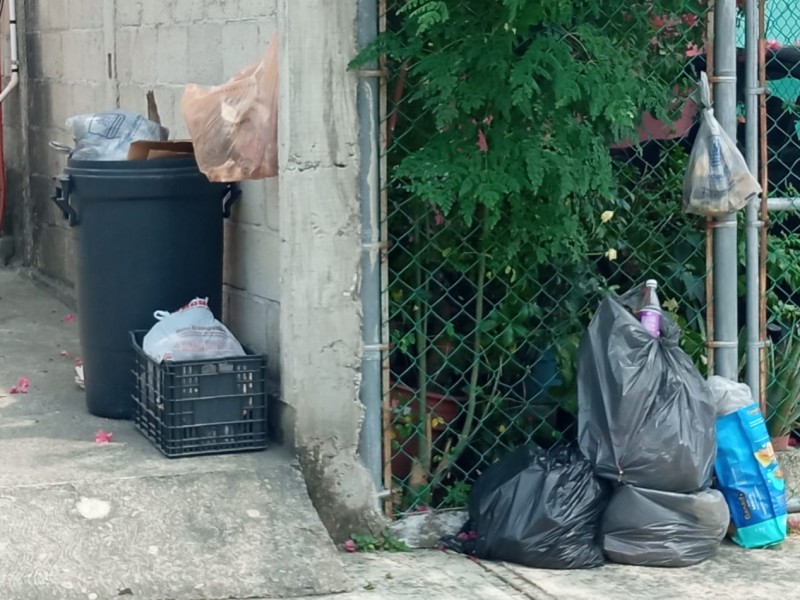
[0,267,350,600]
[3,266,800,600]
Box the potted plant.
[767,322,800,451]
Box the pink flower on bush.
[343,539,357,553]
[476,129,488,153]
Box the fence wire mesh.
[761,0,800,505]
[380,1,713,515]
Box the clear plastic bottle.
[638,279,662,338]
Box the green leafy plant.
[767,323,800,439]
[345,531,411,553]
[357,0,710,513]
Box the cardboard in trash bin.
[128,140,194,160]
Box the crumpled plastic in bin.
[577,290,717,493]
[468,443,610,570]
[65,110,168,161]
[602,485,729,567]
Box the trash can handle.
[222,184,241,219]
[51,175,79,226]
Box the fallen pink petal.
[60,350,70,357]
[95,429,113,444]
[9,377,30,394]
[64,314,76,323]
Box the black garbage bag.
[469,443,610,569]
[578,294,716,492]
[602,485,729,567]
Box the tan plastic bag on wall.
[181,33,278,181]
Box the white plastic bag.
[683,72,761,216]
[708,375,754,417]
[142,298,246,363]
[67,110,168,161]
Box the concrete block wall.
[5,0,280,372]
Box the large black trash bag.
[602,485,729,567]
[469,443,610,569]
[578,294,716,492]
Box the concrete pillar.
[277,0,384,540]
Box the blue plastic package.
[714,402,787,548]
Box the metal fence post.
[712,0,740,380]
[356,0,384,496]
[744,0,762,401]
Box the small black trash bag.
[602,485,729,567]
[469,443,610,570]
[577,293,716,492]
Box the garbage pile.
[52,32,278,181]
[443,281,788,570]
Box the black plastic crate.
[130,330,268,457]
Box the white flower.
[600,210,614,223]
[604,248,618,261]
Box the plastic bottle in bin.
[638,279,662,338]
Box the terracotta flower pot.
[771,435,791,452]
[389,382,466,482]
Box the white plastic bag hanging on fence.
[142,298,246,363]
[682,72,761,216]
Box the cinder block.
[224,222,281,302]
[224,286,280,374]
[256,20,278,47]
[239,0,277,19]
[156,26,190,85]
[61,30,106,82]
[187,23,223,85]
[39,31,64,79]
[28,79,52,129]
[30,174,59,228]
[29,126,69,180]
[48,81,77,129]
[166,87,189,138]
[265,178,279,232]
[68,1,104,30]
[115,28,134,83]
[173,0,205,23]
[117,83,146,116]
[70,82,106,118]
[204,0,238,22]
[63,229,78,285]
[42,0,69,32]
[35,224,68,283]
[231,180,267,227]
[220,20,261,76]
[129,27,158,85]
[116,0,144,27]
[142,0,175,26]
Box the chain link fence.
[760,0,800,505]
[380,1,712,515]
